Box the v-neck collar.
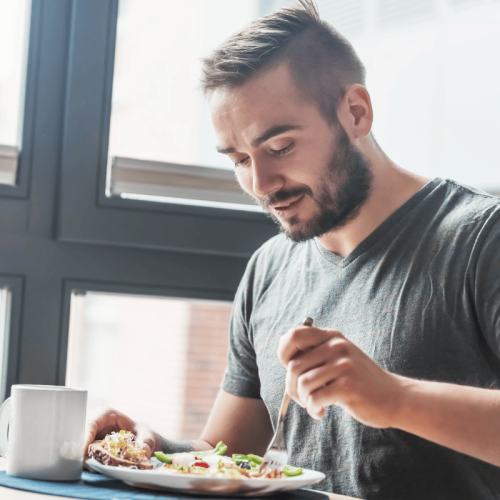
[314,178,443,268]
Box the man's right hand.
[85,391,275,462]
[84,406,159,459]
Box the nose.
[252,156,284,199]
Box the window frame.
[0,275,24,402]
[58,279,234,386]
[56,0,276,259]
[0,0,40,199]
[0,0,267,400]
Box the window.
[0,287,11,401]
[65,291,232,440]
[0,0,269,410]
[309,0,500,192]
[0,0,31,186]
[106,0,289,210]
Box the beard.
[258,124,373,243]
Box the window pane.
[106,0,287,209]
[253,0,500,193]
[0,287,12,402]
[314,0,500,192]
[109,0,260,169]
[65,291,232,440]
[108,0,500,206]
[0,0,31,186]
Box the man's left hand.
[278,325,405,428]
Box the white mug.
[0,385,87,480]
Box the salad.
[88,431,303,479]
[154,442,303,479]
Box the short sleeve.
[221,263,261,399]
[473,210,500,358]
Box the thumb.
[135,427,156,459]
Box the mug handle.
[0,397,11,458]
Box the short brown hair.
[201,0,366,124]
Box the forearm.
[393,376,500,466]
[154,434,215,454]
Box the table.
[0,458,361,500]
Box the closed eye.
[234,157,250,168]
[234,142,294,167]
[270,142,294,156]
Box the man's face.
[211,63,372,242]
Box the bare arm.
[391,378,500,467]
[200,389,274,457]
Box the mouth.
[271,195,305,215]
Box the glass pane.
[0,287,12,401]
[110,0,258,169]
[65,291,232,440]
[0,0,31,186]
[344,0,500,192]
[108,0,500,206]
[106,0,288,209]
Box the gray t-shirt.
[222,178,500,499]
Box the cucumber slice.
[282,465,303,477]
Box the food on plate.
[88,431,303,479]
[87,430,152,470]
[154,443,303,479]
[232,453,303,477]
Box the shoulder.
[425,179,500,238]
[246,233,309,278]
[437,179,500,221]
[235,234,311,307]
[425,179,500,271]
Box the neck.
[316,136,431,258]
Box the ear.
[337,84,373,140]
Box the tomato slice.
[193,461,210,468]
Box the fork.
[259,317,314,474]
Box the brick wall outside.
[66,293,233,442]
[180,301,232,439]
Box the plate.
[85,458,326,496]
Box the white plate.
[85,458,325,496]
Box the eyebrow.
[216,124,302,155]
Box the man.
[86,2,500,498]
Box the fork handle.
[278,393,290,422]
[302,317,314,327]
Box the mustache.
[259,186,313,209]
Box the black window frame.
[58,279,235,386]
[0,275,24,403]
[0,0,274,402]
[57,0,276,258]
[0,0,41,199]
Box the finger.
[306,379,349,420]
[135,425,156,459]
[285,344,335,405]
[84,407,133,457]
[84,410,106,458]
[84,425,97,457]
[278,327,342,365]
[286,336,350,405]
[306,383,335,420]
[297,357,353,407]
